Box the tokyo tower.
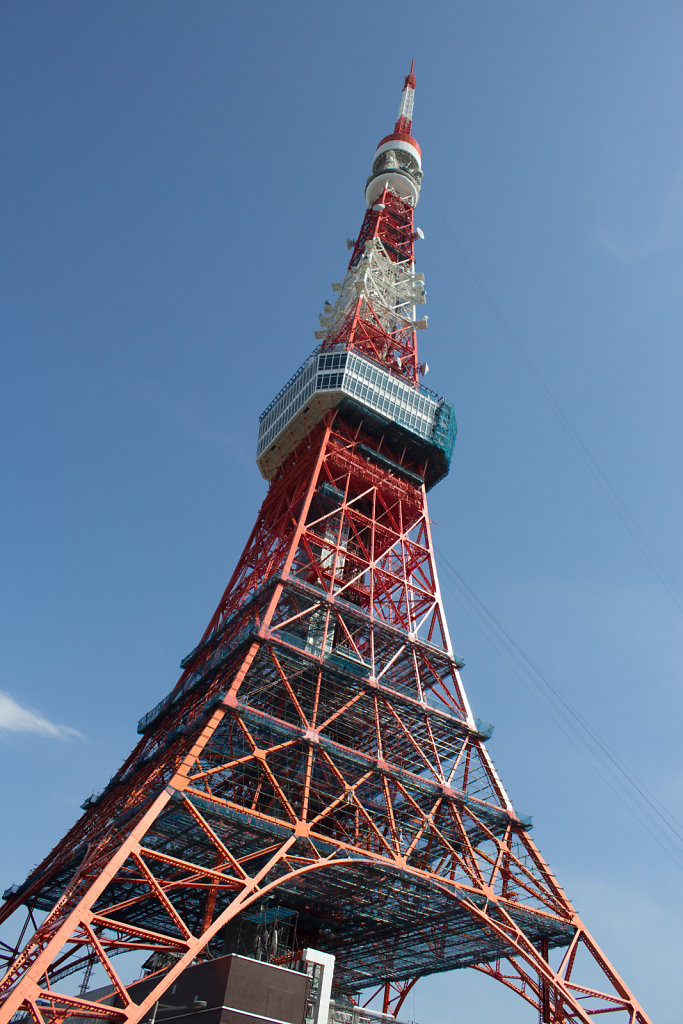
[0,64,652,1024]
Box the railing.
[328,1001,417,1024]
[259,347,321,423]
[257,345,455,460]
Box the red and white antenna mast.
[395,58,417,133]
[366,60,422,208]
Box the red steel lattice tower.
[0,65,653,1024]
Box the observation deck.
[257,347,456,489]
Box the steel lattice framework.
[0,64,652,1024]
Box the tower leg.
[0,422,653,1024]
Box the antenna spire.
[395,59,416,134]
[365,62,422,207]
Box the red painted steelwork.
[0,68,653,1024]
[329,187,420,385]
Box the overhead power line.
[436,548,683,870]
[425,184,683,615]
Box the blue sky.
[2,3,682,1021]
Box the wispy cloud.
[0,690,83,740]
[596,163,683,262]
